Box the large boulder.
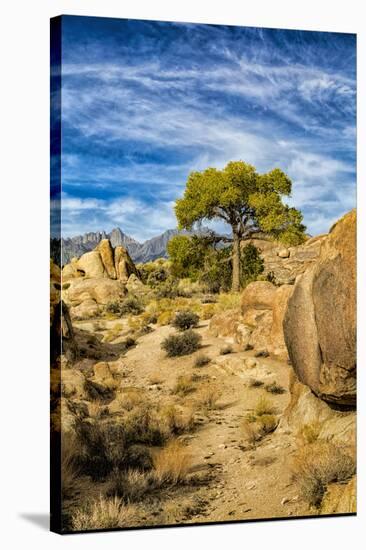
[283,210,356,406]
[76,250,107,279]
[64,278,127,319]
[96,239,117,279]
[115,246,139,282]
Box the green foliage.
[167,235,207,280]
[171,310,199,331]
[161,330,202,357]
[175,160,306,290]
[240,243,265,286]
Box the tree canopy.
[175,161,306,291]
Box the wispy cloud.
[55,18,356,239]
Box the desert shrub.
[153,440,192,485]
[240,243,265,287]
[161,330,201,357]
[173,375,196,396]
[249,378,264,388]
[194,354,211,367]
[291,441,356,508]
[106,301,122,315]
[123,404,170,446]
[255,396,276,416]
[120,295,144,316]
[73,419,126,480]
[155,279,180,299]
[219,344,234,355]
[71,496,137,531]
[122,444,153,472]
[172,310,199,331]
[256,414,278,434]
[265,382,286,394]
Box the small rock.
[278,248,290,258]
[245,358,257,369]
[246,482,256,490]
[218,444,227,449]
[243,508,252,513]
[281,497,290,505]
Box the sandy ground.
[73,318,311,524]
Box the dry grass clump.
[194,354,211,367]
[265,382,286,394]
[88,399,107,419]
[71,495,138,531]
[112,387,145,412]
[153,441,192,485]
[297,422,322,444]
[173,375,196,396]
[291,441,356,508]
[219,344,234,355]
[255,396,276,417]
[108,469,152,502]
[241,413,278,446]
[160,403,196,434]
[199,303,217,320]
[161,330,202,357]
[195,384,221,410]
[61,432,79,500]
[216,292,241,311]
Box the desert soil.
[74,318,311,525]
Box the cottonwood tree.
[175,161,306,291]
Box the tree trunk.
[232,230,241,292]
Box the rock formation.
[61,239,140,318]
[283,210,356,406]
[244,234,326,285]
[209,281,293,360]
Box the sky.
[51,16,356,242]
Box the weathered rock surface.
[278,376,356,448]
[283,210,356,406]
[62,239,138,283]
[321,477,356,514]
[61,239,140,318]
[209,281,293,360]
[244,235,326,285]
[63,277,127,319]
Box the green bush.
[161,330,202,357]
[172,310,199,331]
[120,296,144,316]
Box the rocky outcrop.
[244,235,326,285]
[61,239,140,319]
[283,210,356,406]
[209,281,293,360]
[62,239,138,283]
[63,278,127,319]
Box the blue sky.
[53,16,356,241]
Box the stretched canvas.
[50,15,356,534]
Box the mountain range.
[53,227,191,266]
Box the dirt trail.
[116,320,310,523]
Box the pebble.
[218,444,227,449]
[246,482,256,490]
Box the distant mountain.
[54,227,205,266]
